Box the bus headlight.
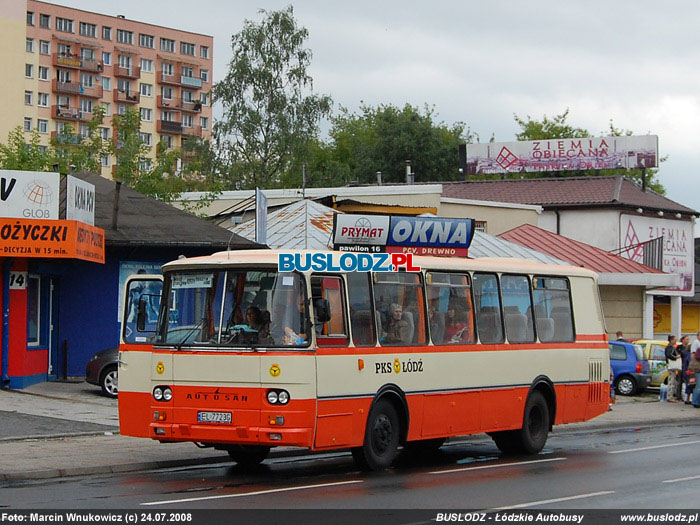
[277,390,289,405]
[163,387,173,401]
[153,387,163,401]
[267,390,278,404]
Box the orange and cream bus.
[118,249,609,471]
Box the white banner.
[333,214,390,249]
[66,175,95,225]
[466,135,658,175]
[0,170,59,220]
[619,214,694,296]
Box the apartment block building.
[1,0,213,177]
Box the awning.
[52,34,103,49]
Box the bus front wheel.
[227,445,271,468]
[352,399,400,471]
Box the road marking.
[429,457,566,475]
[491,490,615,510]
[663,474,700,484]
[141,479,363,506]
[608,439,700,454]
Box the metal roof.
[468,231,570,265]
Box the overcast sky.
[55,0,700,213]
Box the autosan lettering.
[278,252,421,272]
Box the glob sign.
[332,214,474,257]
[0,170,59,220]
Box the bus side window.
[373,272,426,346]
[310,275,348,347]
[472,273,505,344]
[501,274,535,344]
[532,276,575,342]
[426,272,475,345]
[346,272,376,347]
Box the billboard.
[0,170,60,220]
[66,175,95,225]
[619,214,694,296]
[332,214,474,256]
[465,135,658,175]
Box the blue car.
[609,341,652,396]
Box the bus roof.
[162,249,599,280]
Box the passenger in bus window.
[245,306,266,333]
[444,307,467,342]
[381,303,410,344]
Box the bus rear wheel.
[352,399,400,471]
[513,391,550,454]
[227,445,271,468]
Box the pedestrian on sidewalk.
[665,335,682,402]
[616,331,628,342]
[678,335,691,402]
[690,332,700,408]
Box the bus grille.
[588,359,605,403]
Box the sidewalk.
[0,381,696,483]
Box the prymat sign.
[465,135,658,175]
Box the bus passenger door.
[118,275,163,438]
[311,275,354,449]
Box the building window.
[57,95,70,109]
[180,42,195,56]
[199,92,209,106]
[182,90,194,103]
[182,114,193,128]
[38,93,49,107]
[39,40,50,55]
[140,58,153,72]
[26,38,34,53]
[200,69,209,83]
[27,276,40,346]
[200,45,209,59]
[57,43,72,57]
[140,83,152,97]
[139,132,152,146]
[139,158,152,171]
[199,116,209,130]
[80,73,94,88]
[475,221,487,233]
[27,11,34,26]
[181,66,193,78]
[38,66,49,81]
[25,64,33,78]
[24,118,32,132]
[160,135,173,149]
[161,86,173,99]
[37,119,48,134]
[101,154,111,167]
[79,22,96,38]
[161,110,174,122]
[101,102,111,116]
[139,33,154,48]
[80,48,95,62]
[140,108,152,122]
[56,17,74,33]
[162,62,174,76]
[78,124,89,138]
[57,69,71,83]
[118,54,132,69]
[100,127,110,141]
[80,99,93,114]
[102,77,111,90]
[102,26,112,40]
[160,38,175,53]
[24,91,33,105]
[102,51,111,65]
[117,104,127,115]
[39,14,50,28]
[117,29,133,45]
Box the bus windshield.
[158,269,310,348]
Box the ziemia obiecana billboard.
[332,214,475,257]
[465,135,658,175]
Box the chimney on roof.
[117,14,125,19]
[405,160,414,185]
[376,171,382,186]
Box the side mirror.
[314,298,331,324]
[137,296,148,331]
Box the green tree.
[51,104,109,174]
[304,103,474,185]
[513,109,665,193]
[213,6,332,189]
[0,127,51,170]
[111,107,150,187]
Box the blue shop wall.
[59,247,220,377]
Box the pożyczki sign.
[332,214,475,256]
[0,170,105,264]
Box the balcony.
[180,75,202,89]
[52,105,87,121]
[52,53,103,72]
[157,96,202,113]
[114,66,141,79]
[52,80,103,98]
[158,71,181,86]
[180,99,203,113]
[183,125,203,138]
[157,120,183,134]
[113,89,140,104]
[50,131,82,145]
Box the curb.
[2,417,694,483]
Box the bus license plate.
[197,411,232,424]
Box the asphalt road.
[3,422,699,510]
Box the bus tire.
[352,399,400,471]
[489,431,519,454]
[227,445,271,468]
[511,391,550,454]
